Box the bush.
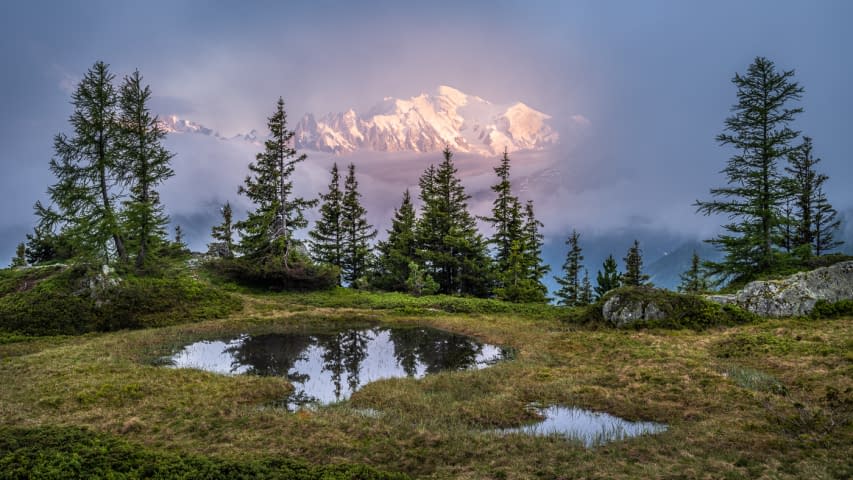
[0,425,409,479]
[0,265,242,336]
[810,299,853,319]
[207,254,339,291]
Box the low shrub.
[207,254,339,291]
[0,425,409,479]
[810,299,853,319]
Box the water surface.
[168,326,508,408]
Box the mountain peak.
[294,87,558,156]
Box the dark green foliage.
[0,265,241,336]
[10,244,26,268]
[810,299,853,319]
[813,185,842,255]
[415,148,491,296]
[25,226,76,265]
[0,425,409,480]
[340,163,376,285]
[554,230,583,306]
[579,268,593,305]
[309,163,344,282]
[118,70,174,270]
[598,286,758,330]
[208,253,339,292]
[678,250,709,293]
[167,225,190,258]
[236,98,317,259]
[404,261,438,297]
[622,240,650,287]
[37,61,128,262]
[696,56,804,280]
[519,201,549,301]
[210,202,235,257]
[481,148,523,273]
[373,190,418,291]
[594,255,621,300]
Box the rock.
[602,290,668,328]
[705,261,853,317]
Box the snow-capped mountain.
[293,86,558,156]
[159,115,262,144]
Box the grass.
[1,286,851,479]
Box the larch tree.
[10,243,27,268]
[236,98,316,262]
[36,61,128,262]
[813,185,842,255]
[210,201,235,258]
[309,163,345,282]
[554,229,583,306]
[373,190,418,291]
[118,70,174,269]
[695,56,803,280]
[622,239,650,287]
[340,163,376,285]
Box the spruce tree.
[210,202,235,258]
[236,98,316,261]
[813,185,842,255]
[36,61,128,262]
[373,190,418,291]
[678,251,709,293]
[520,200,549,301]
[481,148,523,271]
[10,243,27,268]
[309,163,345,282]
[172,225,189,254]
[579,269,593,305]
[622,240,650,287]
[415,148,490,296]
[696,56,803,279]
[340,163,376,285]
[594,255,621,300]
[554,229,583,306]
[118,70,174,269]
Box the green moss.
[0,425,409,479]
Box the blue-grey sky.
[1,0,852,269]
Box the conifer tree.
[36,61,128,262]
[579,269,593,305]
[236,98,316,262]
[696,56,803,279]
[373,190,418,291]
[173,225,189,254]
[813,185,842,255]
[481,148,523,271]
[520,200,549,301]
[594,255,621,300]
[554,229,583,306]
[10,243,26,268]
[415,148,490,296]
[210,202,235,258]
[622,240,650,287]
[309,163,345,282]
[340,163,376,285]
[118,70,174,269]
[678,251,709,293]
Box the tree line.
[13,57,844,302]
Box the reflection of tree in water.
[226,333,313,384]
[318,330,372,401]
[387,328,483,376]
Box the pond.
[498,405,667,447]
[166,326,509,408]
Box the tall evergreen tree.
[118,70,174,269]
[678,251,709,293]
[415,148,490,296]
[210,202,235,258]
[594,255,621,300]
[373,190,418,291]
[520,200,549,300]
[340,163,376,285]
[579,269,593,305]
[622,240,650,287]
[236,98,316,261]
[813,185,842,255]
[696,56,803,279]
[481,148,523,271]
[36,61,128,262]
[554,229,583,306]
[309,163,345,282]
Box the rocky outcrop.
[705,261,853,317]
[602,289,668,328]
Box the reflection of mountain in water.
[173,326,506,407]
